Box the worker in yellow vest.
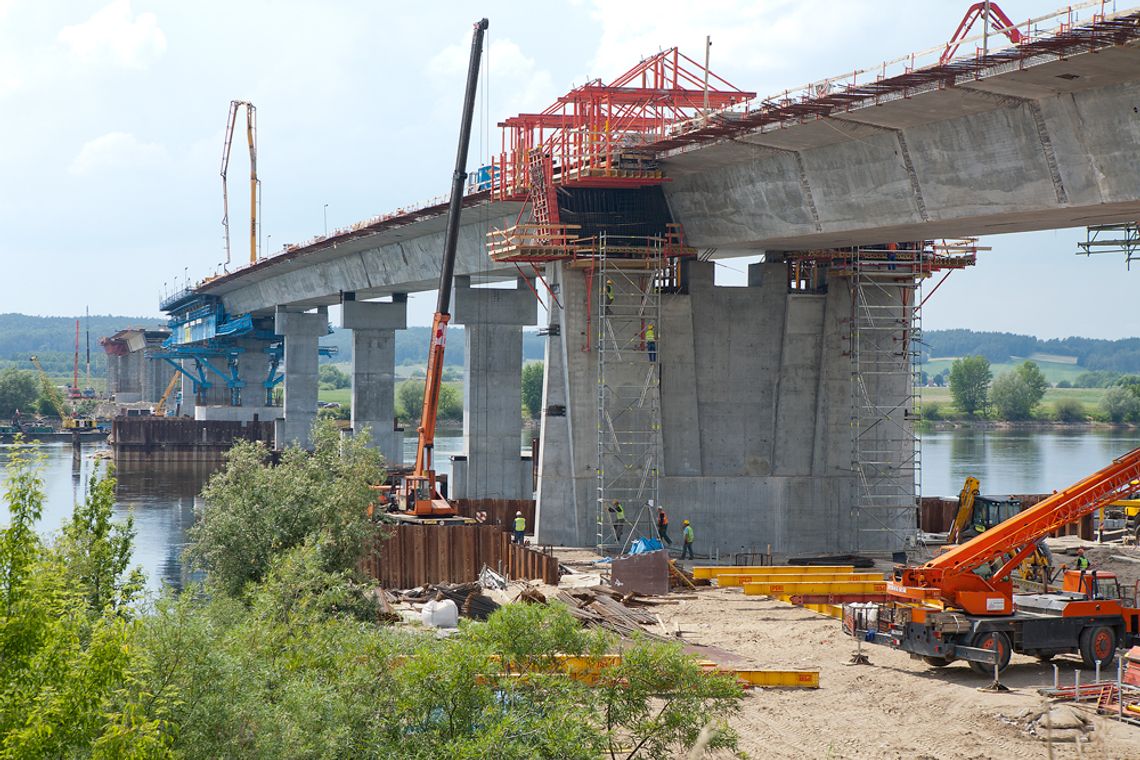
[605,279,615,314]
[608,499,626,543]
[513,511,526,545]
[643,322,656,362]
[681,519,695,560]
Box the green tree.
[318,363,350,389]
[1101,386,1140,423]
[949,356,991,416]
[187,419,383,597]
[397,379,462,422]
[0,369,39,419]
[522,361,544,418]
[0,443,172,758]
[990,372,1036,420]
[1015,360,1048,400]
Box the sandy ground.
[549,546,1140,760]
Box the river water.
[4,429,1140,590]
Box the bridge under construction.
[144,2,1140,557]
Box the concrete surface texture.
[536,259,917,556]
[341,297,407,465]
[663,46,1140,250]
[273,307,328,450]
[452,277,536,499]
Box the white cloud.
[57,0,166,69]
[429,36,557,119]
[69,131,168,176]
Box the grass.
[920,386,1108,420]
[922,358,1087,385]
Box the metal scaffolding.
[1078,223,1139,269]
[594,234,666,553]
[848,244,924,553]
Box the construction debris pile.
[554,586,675,642]
[396,581,501,621]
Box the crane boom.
[399,18,488,518]
[221,100,259,267]
[892,447,1140,615]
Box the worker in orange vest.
[656,505,672,546]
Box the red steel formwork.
[492,48,755,203]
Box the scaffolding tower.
[594,234,666,553]
[847,245,925,553]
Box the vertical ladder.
[526,148,560,227]
[595,234,664,553]
[849,244,923,554]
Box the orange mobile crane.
[861,448,1140,674]
[380,18,488,520]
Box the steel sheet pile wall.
[112,416,275,462]
[362,524,558,588]
[455,498,536,532]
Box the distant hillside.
[0,313,166,377]
[923,329,1140,374]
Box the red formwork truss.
[492,48,755,202]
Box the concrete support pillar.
[341,297,406,465]
[453,277,537,499]
[274,307,327,450]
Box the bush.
[1053,398,1086,422]
[1101,386,1140,423]
[1056,379,1072,389]
[990,372,1036,420]
[921,401,942,421]
[187,419,383,597]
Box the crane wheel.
[1079,625,1117,669]
[968,630,1011,675]
[922,655,953,667]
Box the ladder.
[595,233,665,553]
[526,148,560,227]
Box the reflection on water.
[923,428,1140,497]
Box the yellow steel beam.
[715,572,882,587]
[743,580,887,596]
[692,564,855,580]
[728,669,820,688]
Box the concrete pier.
[452,277,536,499]
[341,297,406,465]
[534,259,902,556]
[274,307,327,449]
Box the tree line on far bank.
[930,356,1140,423]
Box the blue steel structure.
[158,288,333,407]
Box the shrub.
[1053,398,1086,422]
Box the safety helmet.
[516,511,523,516]
[683,519,690,525]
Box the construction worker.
[605,279,614,314]
[681,519,695,560]
[643,322,657,362]
[657,505,672,546]
[608,499,626,543]
[1075,546,1091,571]
[513,511,526,545]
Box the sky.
[0,0,1134,339]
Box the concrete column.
[274,307,327,450]
[341,297,406,465]
[453,277,537,499]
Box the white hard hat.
[516,511,522,516]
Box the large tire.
[969,630,1012,676]
[922,655,953,667]
[1079,625,1117,669]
